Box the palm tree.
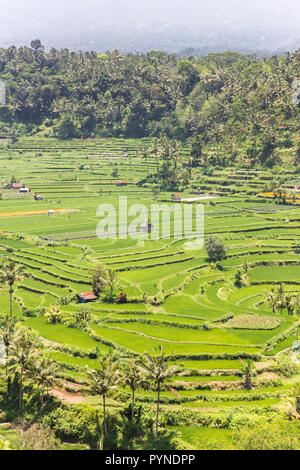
[138,346,180,439]
[91,263,107,297]
[240,359,255,390]
[32,355,59,407]
[106,268,118,302]
[149,138,159,172]
[277,283,286,315]
[8,328,41,413]
[243,259,249,275]
[122,358,148,424]
[0,260,25,318]
[92,264,118,302]
[7,102,20,124]
[267,286,278,314]
[285,295,297,316]
[44,305,62,324]
[86,351,121,438]
[0,316,15,385]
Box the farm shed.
[116,181,128,186]
[194,187,204,195]
[77,291,98,303]
[171,193,181,201]
[119,292,127,303]
[12,183,24,190]
[19,187,31,193]
[140,222,153,233]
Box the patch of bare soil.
[50,387,86,405]
[255,360,273,371]
[60,380,86,392]
[257,371,278,381]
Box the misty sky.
[0,0,299,53]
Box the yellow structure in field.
[0,209,79,218]
[258,192,300,204]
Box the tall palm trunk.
[4,338,11,395]
[19,368,23,413]
[4,344,8,380]
[103,393,107,436]
[155,382,160,439]
[9,286,13,318]
[5,346,11,396]
[41,385,44,407]
[245,373,252,390]
[132,386,135,424]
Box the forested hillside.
[0,42,299,167]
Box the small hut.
[140,222,153,233]
[119,292,127,303]
[12,183,23,190]
[77,291,98,303]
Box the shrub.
[205,237,226,262]
[15,423,60,450]
[233,420,300,450]
[272,354,300,377]
[43,405,100,447]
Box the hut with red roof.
[77,291,98,303]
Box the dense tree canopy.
[0,43,299,167]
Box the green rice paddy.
[1,137,300,446]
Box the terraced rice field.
[0,137,300,448]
